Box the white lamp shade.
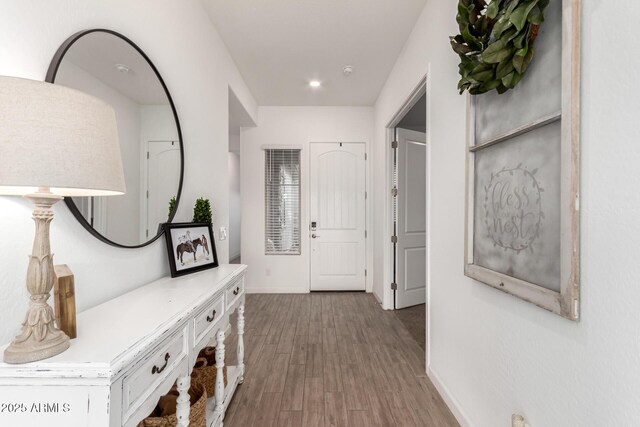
[0,76,125,197]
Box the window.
[265,149,301,254]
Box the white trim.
[261,144,304,150]
[428,366,473,427]
[245,286,308,294]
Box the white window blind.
[265,149,301,255]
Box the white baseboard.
[428,366,473,427]
[245,286,309,294]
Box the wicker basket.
[137,380,207,427]
[191,346,228,397]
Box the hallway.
[224,293,458,426]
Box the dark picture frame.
[163,222,218,278]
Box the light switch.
[219,226,228,241]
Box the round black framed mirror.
[46,29,184,248]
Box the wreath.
[450,0,550,95]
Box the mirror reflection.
[52,31,182,247]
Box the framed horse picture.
[163,222,218,278]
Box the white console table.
[0,264,247,427]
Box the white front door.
[395,129,427,309]
[145,140,181,240]
[310,142,366,291]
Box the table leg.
[237,304,245,384]
[176,374,191,427]
[215,329,226,418]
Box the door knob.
[312,234,320,239]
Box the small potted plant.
[193,197,212,224]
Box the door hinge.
[391,187,398,197]
[146,190,149,199]
[391,140,398,149]
[147,151,149,159]
[365,153,367,160]
[391,235,398,244]
[365,230,367,238]
[146,229,149,238]
[365,191,368,199]
[391,282,398,290]
[365,269,367,277]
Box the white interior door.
[145,140,181,240]
[395,129,427,309]
[310,142,366,291]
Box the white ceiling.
[203,0,428,106]
[61,32,169,105]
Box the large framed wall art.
[463,0,581,320]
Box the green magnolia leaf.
[502,27,520,42]
[515,36,529,56]
[502,70,523,88]
[504,0,520,18]
[492,17,513,39]
[497,84,510,94]
[451,39,474,55]
[509,0,539,31]
[470,68,495,82]
[496,56,515,79]
[512,28,528,48]
[480,79,503,92]
[481,40,513,63]
[462,25,483,51]
[486,0,500,19]
[528,7,544,24]
[513,46,534,73]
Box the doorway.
[309,142,367,291]
[386,79,428,352]
[228,87,256,264]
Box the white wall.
[56,59,142,244]
[241,106,373,293]
[373,0,640,426]
[0,0,257,345]
[228,152,241,260]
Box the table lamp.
[0,76,125,364]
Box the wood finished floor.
[223,293,459,427]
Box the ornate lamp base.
[3,190,70,364]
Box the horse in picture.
[176,235,210,266]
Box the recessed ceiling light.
[309,80,321,88]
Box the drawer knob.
[151,352,170,375]
[206,309,217,322]
[233,286,240,296]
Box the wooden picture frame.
[464,0,580,320]
[164,222,219,278]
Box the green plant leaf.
[528,7,544,24]
[470,68,494,82]
[509,0,539,31]
[481,40,513,63]
[486,0,500,19]
[451,38,474,55]
[496,56,515,79]
[480,79,503,92]
[501,70,523,88]
[513,45,534,73]
[492,17,513,39]
[462,25,483,51]
[512,28,528,48]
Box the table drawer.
[122,327,188,419]
[226,277,244,308]
[193,294,225,345]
